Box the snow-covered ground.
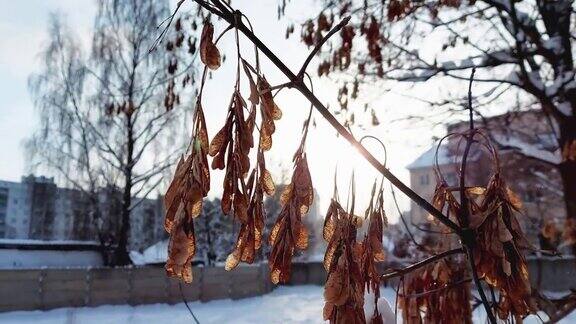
[0,285,573,323]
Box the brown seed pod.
[430,130,536,321]
[398,259,472,324]
[322,197,365,323]
[473,173,536,320]
[360,181,388,322]
[210,91,253,216]
[268,152,314,284]
[225,151,272,271]
[199,22,221,70]
[257,76,282,151]
[164,103,210,283]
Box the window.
[0,189,7,208]
[445,172,457,186]
[419,174,430,186]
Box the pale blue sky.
[0,1,96,182]
[0,0,458,218]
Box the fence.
[0,264,272,312]
[0,258,574,313]
[288,258,576,291]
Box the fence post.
[164,267,170,302]
[228,267,233,299]
[198,267,204,301]
[84,267,92,306]
[127,267,134,305]
[38,269,46,310]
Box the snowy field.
[0,285,573,323]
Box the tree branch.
[297,16,351,78]
[193,0,462,234]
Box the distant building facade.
[0,175,165,250]
[407,110,565,248]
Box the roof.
[407,145,453,170]
[130,240,168,265]
[0,239,101,251]
[407,144,481,170]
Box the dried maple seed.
[268,153,313,284]
[210,91,253,217]
[199,22,221,70]
[322,196,365,323]
[164,102,210,283]
[257,76,282,151]
[398,260,472,324]
[473,173,536,319]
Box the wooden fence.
[0,264,272,312]
[0,258,574,313]
[287,258,576,291]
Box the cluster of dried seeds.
[398,259,472,324]
[164,102,210,283]
[268,151,314,283]
[473,173,537,320]
[164,19,221,283]
[323,197,365,323]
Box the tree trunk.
[114,115,135,266]
[558,118,576,219]
[558,117,576,256]
[559,159,576,219]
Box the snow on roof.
[130,240,168,265]
[407,145,453,170]
[0,239,101,251]
[0,239,99,245]
[492,134,561,164]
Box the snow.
[0,286,327,324]
[407,145,450,170]
[130,240,168,265]
[0,249,103,269]
[543,36,564,56]
[397,69,437,82]
[0,239,103,269]
[407,144,479,170]
[0,239,99,246]
[505,70,520,84]
[492,134,561,164]
[557,102,573,116]
[0,285,573,323]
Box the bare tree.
[27,0,197,265]
[290,0,576,221]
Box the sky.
[0,1,95,181]
[0,0,466,221]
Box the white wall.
[0,249,103,269]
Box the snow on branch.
[492,133,561,165]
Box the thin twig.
[359,135,387,167]
[468,67,476,130]
[390,183,430,252]
[397,277,472,299]
[380,247,465,281]
[460,67,497,324]
[149,0,186,53]
[297,16,351,78]
[179,282,201,324]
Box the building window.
[445,172,457,186]
[0,189,7,209]
[419,174,430,186]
